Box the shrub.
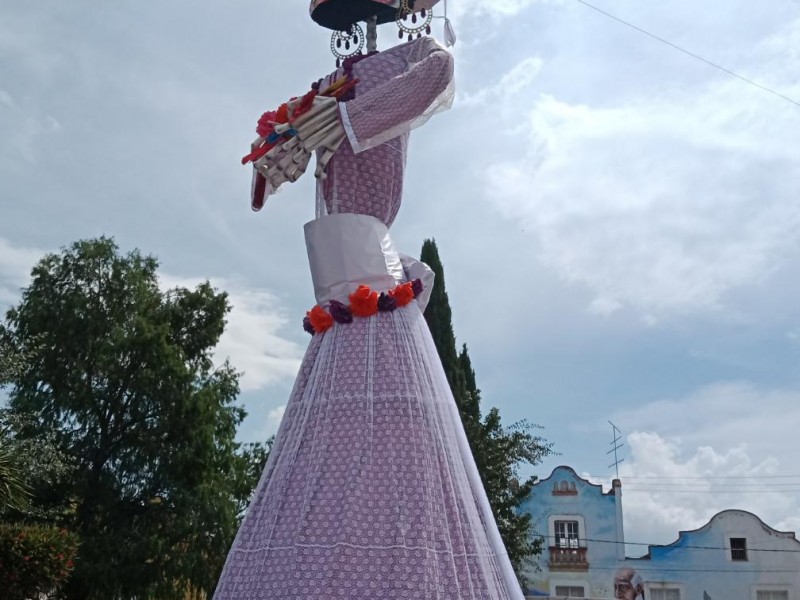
[0,522,79,600]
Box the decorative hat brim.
[310,0,439,31]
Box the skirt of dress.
[213,302,522,600]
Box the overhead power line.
[602,475,800,480]
[535,534,800,553]
[585,474,800,480]
[573,0,800,109]
[626,482,800,487]
[623,488,800,494]
[565,564,800,573]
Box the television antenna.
[607,420,624,479]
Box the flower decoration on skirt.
[303,279,424,334]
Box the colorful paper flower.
[329,299,354,324]
[276,102,290,123]
[389,281,415,307]
[349,284,379,317]
[411,278,423,298]
[302,315,315,335]
[378,292,398,312]
[307,305,334,333]
[256,110,278,137]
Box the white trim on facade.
[551,578,590,598]
[646,582,685,600]
[547,514,586,546]
[751,584,793,600]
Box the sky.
[1,0,799,553]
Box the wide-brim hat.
[310,0,440,31]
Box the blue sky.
[2,0,799,550]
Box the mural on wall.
[613,568,644,600]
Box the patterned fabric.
[321,36,454,225]
[214,38,521,600]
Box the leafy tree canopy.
[1,238,267,600]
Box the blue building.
[520,466,800,600]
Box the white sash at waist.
[304,213,405,306]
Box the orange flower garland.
[302,279,424,335]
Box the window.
[553,480,578,495]
[554,585,585,598]
[554,520,580,548]
[756,591,789,600]
[730,537,748,561]
[650,588,681,600]
[554,585,584,597]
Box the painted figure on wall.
[614,567,645,600]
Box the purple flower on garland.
[411,278,423,298]
[378,292,398,312]
[328,300,353,324]
[302,315,315,335]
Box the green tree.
[0,336,24,386]
[0,340,34,519]
[1,340,80,598]
[0,441,30,514]
[0,408,77,522]
[1,238,266,600]
[420,238,554,584]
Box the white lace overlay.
[213,306,523,600]
[340,39,455,154]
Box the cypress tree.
[419,239,469,422]
[420,238,554,585]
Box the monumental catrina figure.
[214,2,523,598]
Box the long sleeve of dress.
[339,37,455,153]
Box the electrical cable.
[621,488,800,494]
[556,564,800,573]
[585,475,800,480]
[534,534,800,553]
[623,482,800,487]
[573,0,800,109]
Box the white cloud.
[0,102,62,164]
[0,237,44,308]
[458,56,543,111]
[161,275,303,392]
[214,287,303,391]
[483,16,800,319]
[613,382,800,461]
[266,404,286,436]
[0,90,14,108]
[595,382,800,549]
[451,0,558,20]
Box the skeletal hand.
[253,96,346,188]
[253,139,312,190]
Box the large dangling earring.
[331,23,365,68]
[396,0,433,42]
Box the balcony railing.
[548,546,589,571]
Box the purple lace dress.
[214,37,523,600]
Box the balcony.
[548,546,589,572]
